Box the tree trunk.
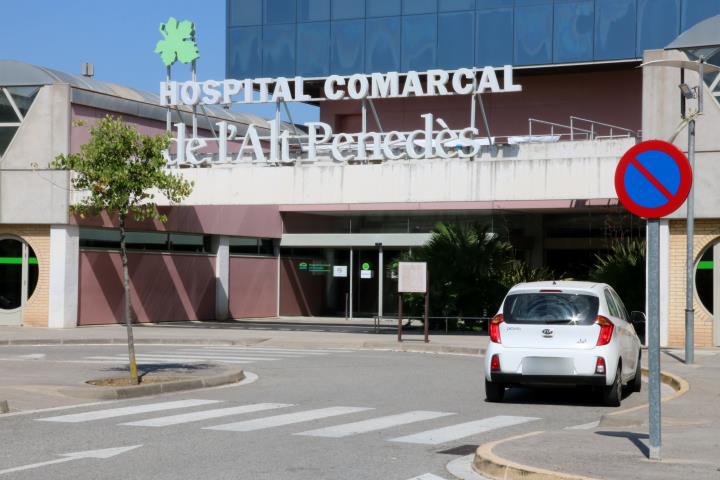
[119,214,139,385]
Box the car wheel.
[630,354,642,393]
[603,367,622,407]
[485,379,505,402]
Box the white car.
[484,281,643,406]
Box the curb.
[57,368,245,400]
[472,431,600,480]
[0,338,485,355]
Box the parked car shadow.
[498,385,635,407]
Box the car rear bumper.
[490,372,607,387]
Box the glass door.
[0,237,37,326]
[695,242,720,347]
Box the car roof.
[508,280,607,294]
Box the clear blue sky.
[0,0,318,123]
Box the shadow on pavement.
[596,431,650,457]
[499,386,637,408]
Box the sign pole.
[647,218,662,460]
[397,294,403,342]
[685,117,695,364]
[424,271,429,343]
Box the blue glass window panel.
[476,8,513,66]
[227,27,262,78]
[298,0,331,22]
[366,17,401,72]
[263,24,296,77]
[637,0,681,56]
[402,14,438,71]
[476,0,512,8]
[439,0,475,11]
[553,1,594,63]
[297,22,331,76]
[682,0,720,31]
[265,0,296,24]
[367,0,401,16]
[438,12,475,69]
[331,20,365,74]
[514,0,552,5]
[228,0,262,26]
[514,4,553,65]
[332,0,366,19]
[403,0,437,15]
[595,0,636,60]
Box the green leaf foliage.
[51,115,193,222]
[500,260,558,291]
[591,239,646,312]
[155,17,200,67]
[409,223,514,318]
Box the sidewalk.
[0,318,489,354]
[476,348,720,480]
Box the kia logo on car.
[542,329,553,337]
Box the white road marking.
[126,353,282,362]
[37,399,221,423]
[0,445,141,476]
[175,349,306,358]
[564,420,599,430]
[201,346,346,354]
[83,356,254,365]
[120,403,293,427]
[205,406,373,432]
[405,474,448,480]
[296,411,455,438]
[389,416,540,445]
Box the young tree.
[53,116,193,384]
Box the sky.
[0,0,318,123]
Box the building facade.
[1,1,719,348]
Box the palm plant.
[591,239,646,312]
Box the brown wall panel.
[279,257,326,316]
[229,256,278,318]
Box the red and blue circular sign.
[615,140,692,219]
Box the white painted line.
[201,346,347,354]
[37,399,222,423]
[0,445,141,475]
[446,454,491,480]
[128,353,281,362]
[296,411,455,438]
[389,416,540,445]
[120,403,293,427]
[175,349,305,358]
[205,406,373,432]
[564,421,599,430]
[405,474,448,480]
[83,356,254,365]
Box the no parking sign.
[615,140,692,218]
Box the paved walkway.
[488,348,720,480]
[0,318,488,354]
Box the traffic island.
[58,367,245,400]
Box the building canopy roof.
[0,60,271,128]
[666,15,720,57]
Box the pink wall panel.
[229,256,278,318]
[279,257,326,316]
[78,251,216,325]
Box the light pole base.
[649,445,661,461]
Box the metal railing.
[569,116,638,141]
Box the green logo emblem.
[362,262,371,271]
[155,17,200,67]
[299,262,308,270]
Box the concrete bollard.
[0,400,9,414]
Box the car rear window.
[502,293,599,325]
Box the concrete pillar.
[48,225,79,328]
[213,236,230,321]
[526,215,544,269]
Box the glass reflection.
[514,4,553,65]
[439,11,474,69]
[402,14,438,71]
[298,22,331,76]
[595,0,636,61]
[332,0,366,19]
[366,16,401,72]
[228,0,262,26]
[367,0,401,17]
[477,8,513,66]
[637,0,680,57]
[265,0,297,24]
[553,1,593,63]
[227,26,262,79]
[263,24,296,77]
[331,20,365,74]
[298,0,331,22]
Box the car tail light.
[595,357,606,374]
[490,354,501,371]
[489,314,504,344]
[595,315,614,346]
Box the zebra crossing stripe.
[295,411,455,438]
[204,406,373,432]
[119,403,293,427]
[405,474,448,480]
[389,415,540,445]
[37,399,221,423]
[176,349,306,358]
[83,356,254,365]
[201,347,342,354]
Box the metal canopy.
[666,15,720,51]
[639,59,720,73]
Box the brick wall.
[0,225,50,327]
[668,219,718,347]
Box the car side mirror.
[630,311,646,324]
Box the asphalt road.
[0,344,651,480]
